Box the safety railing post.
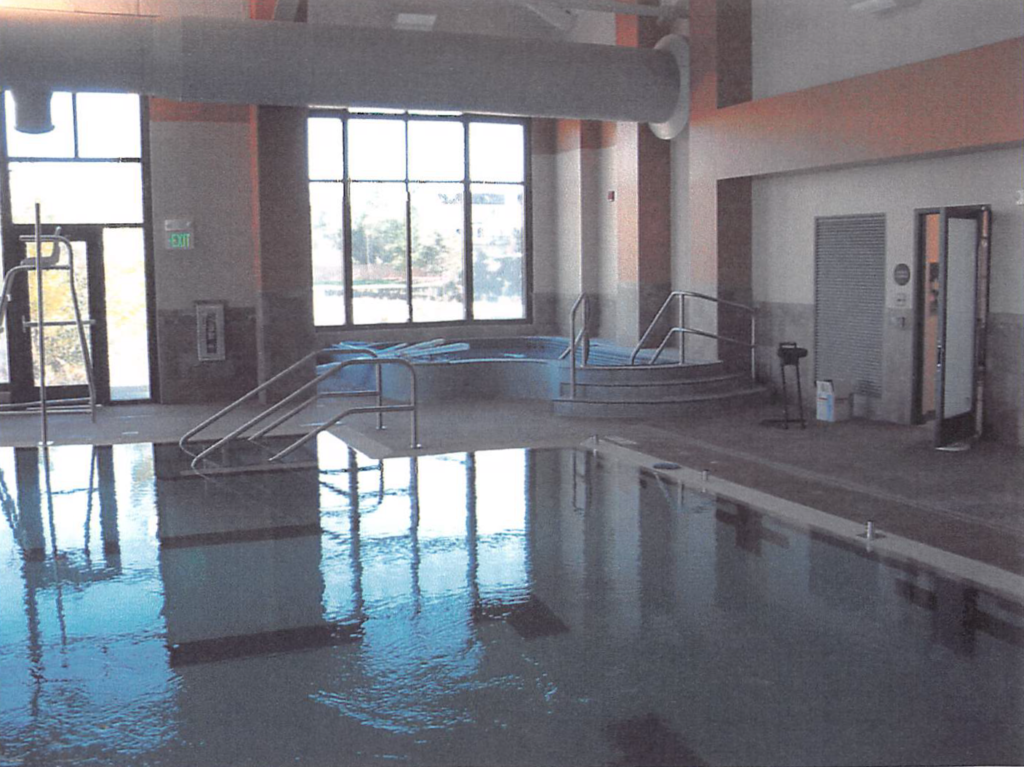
[34,205,47,447]
[750,313,757,382]
[677,293,685,365]
[375,365,384,430]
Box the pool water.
[0,440,1021,766]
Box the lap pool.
[0,438,1021,766]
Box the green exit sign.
[166,231,193,249]
[165,218,194,250]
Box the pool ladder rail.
[179,349,421,471]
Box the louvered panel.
[814,215,885,397]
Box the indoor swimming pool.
[0,438,1021,766]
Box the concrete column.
[614,12,673,349]
[688,0,753,368]
[253,105,316,401]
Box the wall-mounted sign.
[893,263,911,286]
[165,218,194,250]
[195,301,226,362]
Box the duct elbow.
[9,87,55,134]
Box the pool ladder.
[179,350,421,470]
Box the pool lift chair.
[0,213,97,444]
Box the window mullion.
[404,119,413,324]
[462,117,473,321]
[72,93,80,159]
[342,115,354,326]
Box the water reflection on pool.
[0,439,1021,766]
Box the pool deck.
[1,396,1021,578]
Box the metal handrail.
[178,346,378,456]
[649,327,752,366]
[559,293,589,399]
[265,358,420,463]
[181,353,419,469]
[630,290,756,375]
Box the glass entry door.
[933,205,991,448]
[4,224,151,405]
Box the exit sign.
[165,218,194,250]
[166,231,193,249]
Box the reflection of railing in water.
[179,351,421,470]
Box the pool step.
[559,360,726,384]
[552,385,768,418]
[557,372,747,401]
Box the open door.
[934,205,991,449]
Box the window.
[0,90,151,401]
[308,112,528,326]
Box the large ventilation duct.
[0,9,689,137]
[8,87,54,134]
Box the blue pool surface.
[0,439,1021,766]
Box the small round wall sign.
[893,263,911,286]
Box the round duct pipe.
[9,87,54,134]
[0,9,689,135]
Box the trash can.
[815,380,852,422]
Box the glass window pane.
[4,91,74,158]
[103,228,150,400]
[411,183,464,322]
[76,93,142,159]
[310,182,346,326]
[408,120,464,181]
[308,117,344,181]
[469,122,524,182]
[472,183,525,320]
[348,119,406,181]
[10,162,143,224]
[24,238,91,387]
[351,183,408,324]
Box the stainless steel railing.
[180,350,420,469]
[629,290,755,375]
[558,293,590,400]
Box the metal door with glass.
[4,224,151,405]
[933,205,991,448]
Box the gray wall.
[751,145,1024,443]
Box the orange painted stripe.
[249,0,276,21]
[149,98,251,123]
[556,119,581,152]
[701,37,1024,180]
[581,120,617,151]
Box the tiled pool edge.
[587,436,1024,606]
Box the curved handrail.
[561,293,589,399]
[183,347,381,461]
[265,357,420,463]
[649,327,752,366]
[630,290,755,374]
[179,349,323,455]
